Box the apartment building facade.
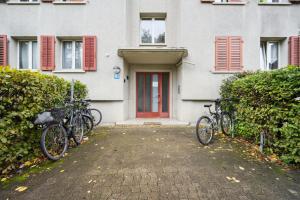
[0,0,299,123]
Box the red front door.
[136,72,170,118]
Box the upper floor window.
[259,0,289,3]
[140,18,166,45]
[62,41,83,70]
[213,0,245,3]
[18,40,38,70]
[20,0,38,2]
[260,41,279,70]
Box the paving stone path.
[1,127,299,200]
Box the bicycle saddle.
[204,104,212,108]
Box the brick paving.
[1,127,299,200]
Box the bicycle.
[74,100,94,134]
[34,101,87,161]
[80,99,102,127]
[196,98,233,145]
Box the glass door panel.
[145,74,152,112]
[152,74,159,112]
[136,72,169,118]
[162,73,169,113]
[137,73,144,112]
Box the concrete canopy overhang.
[118,47,188,65]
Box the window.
[259,0,289,3]
[62,41,82,70]
[18,41,38,70]
[260,41,279,70]
[140,18,166,45]
[53,0,86,4]
[214,0,245,3]
[19,0,38,2]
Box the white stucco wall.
[0,0,299,122]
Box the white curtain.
[19,41,29,69]
[260,42,267,70]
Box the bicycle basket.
[49,108,66,122]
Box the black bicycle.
[75,100,94,134]
[35,101,88,160]
[196,98,233,145]
[80,99,102,127]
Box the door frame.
[136,72,170,118]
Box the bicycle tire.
[72,114,84,145]
[196,116,214,145]
[88,108,102,126]
[40,123,68,161]
[221,112,233,136]
[82,114,94,135]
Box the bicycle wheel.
[221,112,232,136]
[40,123,68,161]
[88,108,102,126]
[72,114,84,145]
[196,116,214,145]
[82,114,94,135]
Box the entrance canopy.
[118,47,188,65]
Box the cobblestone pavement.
[1,127,299,200]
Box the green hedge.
[0,66,87,174]
[220,66,300,164]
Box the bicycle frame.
[205,102,222,131]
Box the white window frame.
[258,0,291,4]
[7,0,40,5]
[61,40,83,70]
[140,17,166,46]
[20,0,38,2]
[260,41,280,71]
[53,0,87,4]
[17,40,38,70]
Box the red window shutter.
[229,36,243,71]
[40,36,55,71]
[0,35,8,66]
[83,36,97,71]
[215,36,229,71]
[288,36,300,66]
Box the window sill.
[258,2,291,5]
[213,2,247,5]
[53,1,87,5]
[210,69,244,74]
[53,70,85,73]
[18,68,40,71]
[7,2,40,5]
[139,44,167,47]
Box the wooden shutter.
[40,36,55,71]
[215,36,229,71]
[0,35,8,66]
[229,36,243,71]
[288,36,300,66]
[83,36,97,71]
